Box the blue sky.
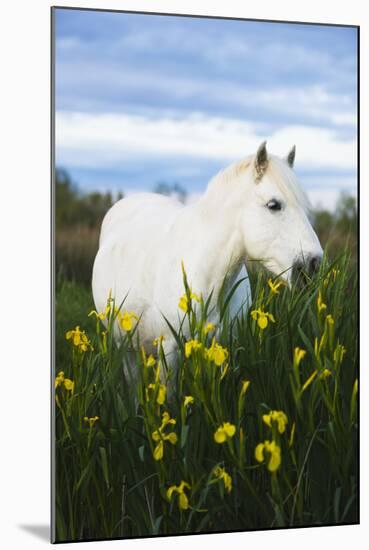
[55,8,358,209]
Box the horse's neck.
[183,179,246,294]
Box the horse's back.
[99,193,182,246]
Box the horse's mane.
[207,155,253,187]
[205,154,311,213]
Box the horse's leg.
[228,264,252,320]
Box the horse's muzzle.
[292,254,322,286]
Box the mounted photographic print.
[51,6,359,543]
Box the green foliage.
[55,168,121,229]
[56,225,100,287]
[54,252,358,542]
[313,193,357,260]
[55,168,123,285]
[55,279,96,368]
[153,181,187,203]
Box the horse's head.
[241,142,323,283]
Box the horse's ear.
[254,141,268,181]
[286,145,296,168]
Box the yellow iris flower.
[214,422,236,444]
[255,440,281,472]
[118,310,139,332]
[153,335,165,347]
[55,371,65,388]
[88,303,111,321]
[146,355,156,368]
[146,383,167,405]
[167,480,191,510]
[185,339,203,358]
[262,410,288,434]
[65,326,92,352]
[178,295,188,312]
[204,322,216,334]
[268,278,284,294]
[63,378,75,392]
[151,412,177,461]
[251,308,275,330]
[184,395,194,407]
[141,346,156,368]
[214,466,232,493]
[55,371,75,393]
[178,290,201,313]
[206,339,229,366]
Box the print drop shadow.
[18,524,50,542]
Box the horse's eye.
[266,199,282,212]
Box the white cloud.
[56,110,357,172]
[330,112,357,126]
[58,55,356,130]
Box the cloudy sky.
[55,8,358,210]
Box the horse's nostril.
[309,255,321,275]
[292,255,322,287]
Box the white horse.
[92,142,323,354]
